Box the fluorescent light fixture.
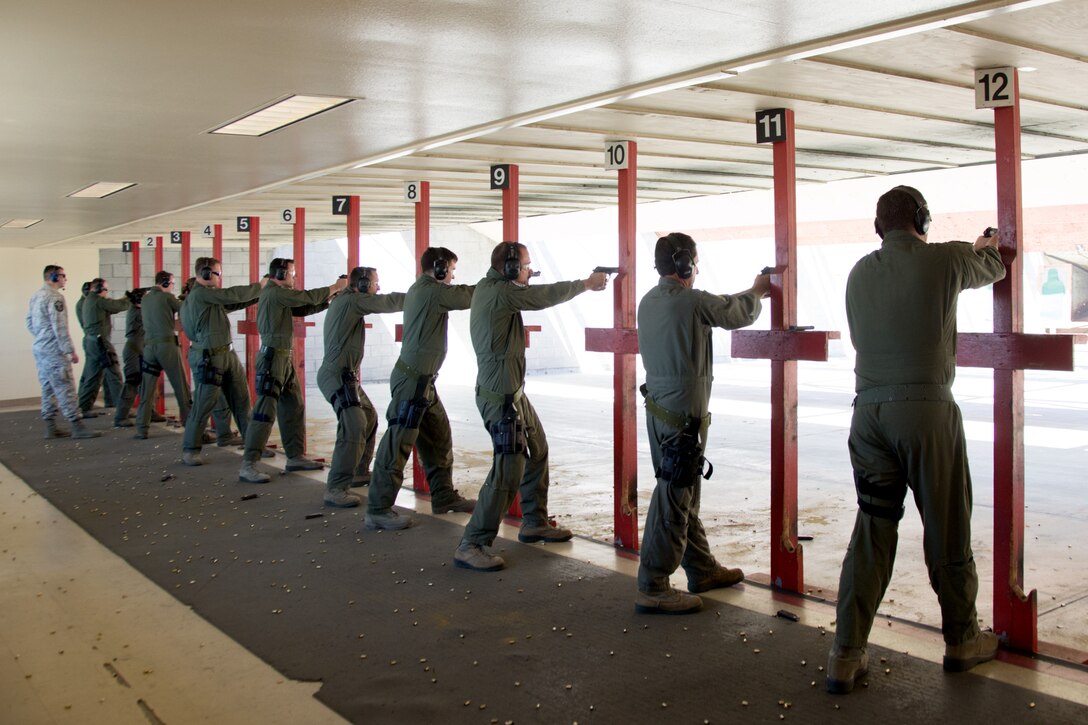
[210,94,355,137]
[2,218,43,229]
[66,181,137,198]
[351,148,419,169]
[1019,66,1037,72]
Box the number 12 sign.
[975,67,1015,109]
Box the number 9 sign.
[490,164,510,190]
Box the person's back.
[847,231,1003,391]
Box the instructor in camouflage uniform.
[825,186,1006,694]
[181,258,265,466]
[238,258,347,483]
[26,266,99,439]
[77,278,130,415]
[635,232,769,614]
[368,248,477,527]
[317,266,404,510]
[454,242,608,571]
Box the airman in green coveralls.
[826,186,1006,694]
[454,242,608,571]
[134,272,191,438]
[75,281,112,416]
[112,287,147,427]
[181,258,265,466]
[367,247,476,528]
[238,257,347,483]
[78,278,130,417]
[317,266,405,509]
[635,233,769,614]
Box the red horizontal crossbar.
[585,328,639,354]
[238,320,258,336]
[957,333,1074,371]
[731,330,840,362]
[525,325,541,348]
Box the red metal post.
[292,208,310,439]
[180,231,191,382]
[131,243,140,289]
[768,109,803,592]
[347,195,361,273]
[503,165,519,243]
[990,69,1036,653]
[212,224,223,264]
[154,235,164,275]
[412,182,432,494]
[154,236,166,415]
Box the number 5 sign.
[975,67,1015,109]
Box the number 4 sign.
[975,67,1015,109]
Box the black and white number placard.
[975,67,1015,109]
[122,241,135,253]
[405,182,421,203]
[145,236,156,247]
[236,216,251,233]
[281,208,295,224]
[202,225,214,238]
[605,141,630,170]
[490,165,510,190]
[331,196,351,215]
[170,231,183,244]
[755,109,788,144]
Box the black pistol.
[593,266,621,275]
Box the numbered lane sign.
[122,241,135,253]
[281,208,295,224]
[490,164,510,190]
[975,67,1015,109]
[145,236,155,247]
[605,141,629,170]
[170,231,183,244]
[405,182,422,203]
[236,216,251,232]
[755,109,788,144]
[331,196,351,215]
[202,225,213,238]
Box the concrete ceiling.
[3,0,1086,251]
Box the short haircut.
[420,246,458,273]
[268,258,294,278]
[43,265,62,281]
[81,281,92,295]
[154,270,173,287]
[876,186,927,234]
[90,278,106,293]
[350,266,376,290]
[180,277,197,297]
[490,242,526,273]
[194,257,220,275]
[654,232,697,276]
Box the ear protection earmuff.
[93,279,106,293]
[352,267,373,293]
[672,247,694,280]
[502,243,521,281]
[199,266,214,281]
[894,185,931,236]
[434,257,449,281]
[49,270,61,283]
[271,260,288,281]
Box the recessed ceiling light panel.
[1,218,43,229]
[67,181,137,198]
[210,94,355,137]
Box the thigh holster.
[657,429,713,488]
[331,370,361,418]
[140,357,164,377]
[390,370,434,429]
[198,351,224,387]
[489,395,528,457]
[96,336,119,368]
[854,471,907,521]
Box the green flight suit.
[835,231,1005,648]
[317,288,406,493]
[636,277,763,593]
[135,287,191,436]
[78,294,130,413]
[75,295,112,408]
[241,284,332,463]
[181,282,262,453]
[113,304,144,424]
[459,269,586,547]
[369,275,473,513]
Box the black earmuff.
[93,279,106,294]
[672,248,694,280]
[353,267,373,294]
[502,243,521,281]
[199,266,213,281]
[49,270,61,283]
[893,185,931,236]
[434,257,449,281]
[874,219,885,240]
[272,263,288,281]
